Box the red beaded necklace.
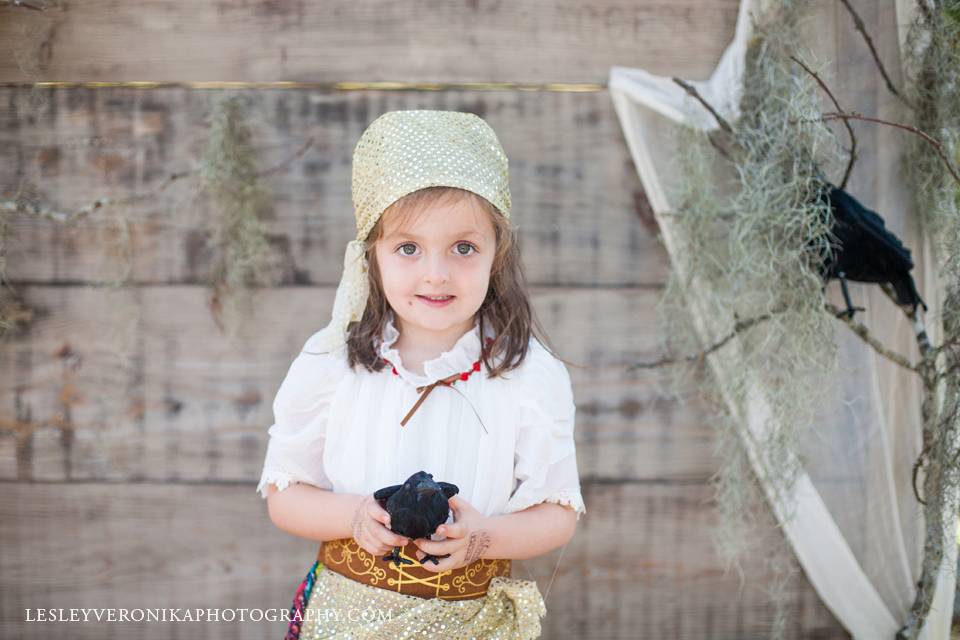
[383,336,494,427]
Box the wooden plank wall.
[0,1,858,638]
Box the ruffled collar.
[378,310,487,385]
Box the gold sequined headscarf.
[309,110,512,353]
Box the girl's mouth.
[416,295,455,307]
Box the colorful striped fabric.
[284,560,321,640]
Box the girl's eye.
[395,242,477,256]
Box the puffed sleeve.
[255,336,346,499]
[502,343,586,520]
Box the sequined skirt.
[284,560,546,640]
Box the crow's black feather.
[374,470,459,567]
[810,182,927,319]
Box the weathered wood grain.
[0,87,667,287]
[0,0,739,84]
[0,285,716,485]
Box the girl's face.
[374,195,497,342]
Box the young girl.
[258,110,585,640]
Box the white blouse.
[256,310,586,521]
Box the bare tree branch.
[628,301,921,377]
[837,0,916,110]
[671,77,735,134]
[5,0,47,10]
[789,54,857,189]
[253,136,314,178]
[817,111,960,186]
[1,137,315,225]
[912,443,931,505]
[627,308,781,371]
[824,302,922,374]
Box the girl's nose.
[423,254,451,284]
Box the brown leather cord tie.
[401,373,461,427]
[383,336,494,428]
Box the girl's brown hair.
[345,186,559,378]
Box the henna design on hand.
[463,530,491,563]
[351,496,367,542]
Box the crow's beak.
[416,486,437,498]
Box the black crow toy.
[374,470,459,568]
[813,182,927,320]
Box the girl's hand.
[413,495,491,572]
[351,494,410,556]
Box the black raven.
[812,182,927,320]
[374,470,459,568]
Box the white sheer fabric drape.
[608,0,956,637]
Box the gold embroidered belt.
[317,538,511,601]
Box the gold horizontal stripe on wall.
[0,81,606,91]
